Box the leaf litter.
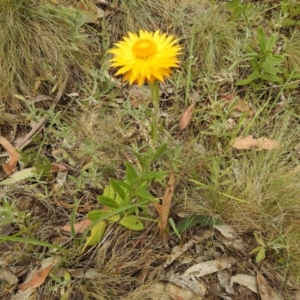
[232,135,280,150]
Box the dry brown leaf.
[61,219,92,234]
[50,162,68,172]
[184,257,236,278]
[179,102,195,130]
[230,274,258,294]
[166,283,202,300]
[0,135,19,175]
[232,135,280,150]
[0,269,18,286]
[160,173,176,235]
[18,265,52,290]
[168,273,206,297]
[256,272,283,300]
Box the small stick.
[16,74,69,150]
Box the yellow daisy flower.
[108,30,181,86]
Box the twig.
[16,74,69,150]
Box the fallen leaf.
[18,265,52,290]
[11,287,34,300]
[160,173,176,235]
[168,273,206,297]
[50,162,68,172]
[214,224,237,239]
[166,283,202,300]
[230,274,258,294]
[256,272,283,300]
[0,269,18,286]
[164,231,214,268]
[232,135,280,150]
[217,271,235,295]
[179,102,195,130]
[0,136,19,175]
[61,219,92,234]
[184,258,235,277]
[0,167,35,185]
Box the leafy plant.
[82,145,167,250]
[226,0,254,22]
[250,232,287,263]
[271,0,300,28]
[236,27,284,87]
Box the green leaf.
[110,179,126,200]
[113,180,133,190]
[0,235,65,250]
[169,218,181,240]
[152,143,167,162]
[257,27,266,51]
[97,196,119,208]
[108,215,144,231]
[128,171,165,185]
[249,57,259,71]
[49,274,63,284]
[13,94,26,101]
[125,162,139,182]
[236,71,260,85]
[88,200,150,228]
[177,215,223,233]
[256,247,266,262]
[87,210,107,221]
[177,216,199,233]
[135,187,155,201]
[84,221,107,247]
[259,74,282,82]
[260,58,283,74]
[249,246,262,254]
[254,232,266,246]
[266,34,277,52]
[103,185,115,199]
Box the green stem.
[149,82,160,146]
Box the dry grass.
[1,0,300,299]
[0,0,98,110]
[175,106,300,284]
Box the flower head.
[108,30,181,86]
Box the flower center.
[132,39,157,58]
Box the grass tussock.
[176,108,300,283]
[163,0,240,75]
[0,0,97,110]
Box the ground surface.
[1,0,300,299]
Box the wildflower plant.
[108,29,182,144]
